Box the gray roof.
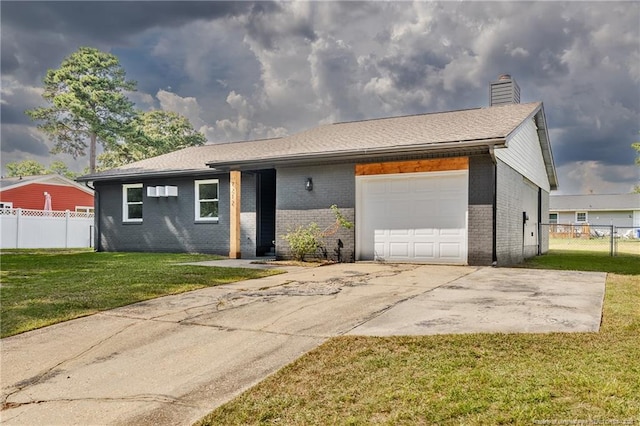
[0,175,43,189]
[550,194,640,211]
[79,102,552,182]
[1,174,93,193]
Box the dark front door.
[256,169,276,256]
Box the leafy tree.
[26,47,137,173]
[5,160,46,177]
[97,110,206,169]
[47,161,77,179]
[4,160,78,178]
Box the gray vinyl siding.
[276,164,356,261]
[490,79,521,106]
[95,173,257,256]
[552,210,635,227]
[495,119,550,192]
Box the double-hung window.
[575,212,587,223]
[123,184,143,222]
[549,213,558,224]
[195,179,219,221]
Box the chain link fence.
[541,224,640,256]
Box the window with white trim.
[576,212,587,223]
[195,179,219,221]
[0,202,13,209]
[123,184,143,222]
[549,213,558,224]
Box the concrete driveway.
[1,263,605,425]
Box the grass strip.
[0,250,281,337]
[197,252,639,425]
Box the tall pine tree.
[26,47,137,173]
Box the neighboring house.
[78,75,558,266]
[0,174,94,212]
[549,194,640,228]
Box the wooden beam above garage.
[355,157,469,176]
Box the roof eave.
[534,105,558,191]
[206,138,507,170]
[76,168,220,183]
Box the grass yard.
[549,237,640,256]
[197,252,640,425]
[0,250,281,338]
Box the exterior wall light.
[305,177,313,191]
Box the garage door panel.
[414,228,435,236]
[440,228,464,236]
[390,180,411,194]
[439,243,463,259]
[389,242,410,257]
[357,170,468,264]
[414,242,435,258]
[415,200,436,216]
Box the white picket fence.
[0,208,94,249]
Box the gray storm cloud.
[1,1,638,193]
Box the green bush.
[282,223,323,261]
[281,205,354,261]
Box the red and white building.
[0,174,94,212]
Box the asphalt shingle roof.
[79,102,543,181]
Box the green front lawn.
[197,252,640,425]
[525,249,640,275]
[0,250,281,338]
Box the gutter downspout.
[85,181,99,252]
[488,144,498,266]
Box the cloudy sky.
[1,1,638,194]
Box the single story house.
[0,174,94,213]
[78,75,558,266]
[549,193,640,229]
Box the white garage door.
[356,170,468,264]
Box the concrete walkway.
[0,263,605,425]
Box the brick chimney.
[490,74,520,106]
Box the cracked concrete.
[0,263,605,425]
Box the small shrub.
[282,223,323,261]
[281,205,354,262]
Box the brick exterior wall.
[276,208,355,262]
[93,155,549,265]
[468,155,495,265]
[95,173,257,256]
[468,205,494,265]
[522,178,539,259]
[275,164,356,261]
[495,159,543,265]
[496,160,523,264]
[539,189,550,254]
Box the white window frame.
[195,179,219,222]
[549,213,558,224]
[0,201,13,209]
[123,183,143,222]
[575,211,587,223]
